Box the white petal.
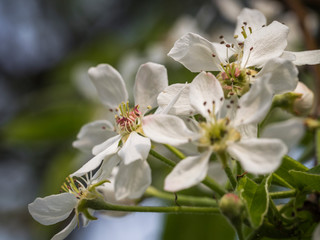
[257,58,298,94]
[189,71,224,120]
[118,132,151,165]
[236,123,258,139]
[115,160,151,200]
[134,62,168,113]
[219,96,239,120]
[157,83,195,115]
[73,120,116,153]
[28,193,77,225]
[234,8,266,42]
[234,77,273,126]
[293,82,315,115]
[92,134,121,155]
[88,64,128,109]
[242,21,289,68]
[228,138,287,174]
[142,115,198,146]
[168,33,223,72]
[283,50,320,66]
[71,138,120,177]
[164,150,211,192]
[93,154,121,181]
[313,223,320,240]
[51,216,78,240]
[261,118,305,150]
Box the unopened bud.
[219,193,245,223]
[292,82,314,116]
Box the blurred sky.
[0,0,319,239]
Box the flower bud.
[292,82,314,116]
[272,82,314,116]
[219,193,245,223]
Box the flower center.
[61,176,89,200]
[217,63,257,98]
[115,102,142,136]
[199,117,241,153]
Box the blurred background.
[0,0,319,239]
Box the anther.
[219,35,224,39]
[250,47,253,51]
[102,126,106,130]
[203,101,207,106]
[220,97,223,101]
[212,100,215,105]
[262,24,265,27]
[220,41,225,44]
[248,27,252,34]
[212,53,216,57]
[243,22,247,25]
[234,35,238,39]
[226,44,231,48]
[109,109,113,112]
[230,100,234,104]
[227,105,231,108]
[246,71,251,75]
[231,43,234,48]
[252,75,255,78]
[238,42,244,46]
[207,109,211,114]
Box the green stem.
[145,186,217,206]
[269,189,296,199]
[234,222,245,240]
[202,176,227,197]
[224,166,237,190]
[164,144,186,159]
[149,149,176,167]
[272,173,294,189]
[269,198,293,224]
[149,149,226,197]
[219,152,237,190]
[83,198,220,214]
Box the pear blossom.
[72,62,168,200]
[261,118,305,150]
[28,174,106,240]
[292,81,314,115]
[167,8,319,98]
[143,71,287,192]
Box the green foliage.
[237,175,272,229]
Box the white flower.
[313,223,320,240]
[28,175,105,240]
[292,81,314,115]
[261,118,305,150]
[167,8,319,98]
[72,62,168,200]
[143,71,287,192]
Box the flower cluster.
[28,8,320,240]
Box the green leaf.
[237,175,272,228]
[274,155,308,188]
[308,164,320,174]
[289,170,320,191]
